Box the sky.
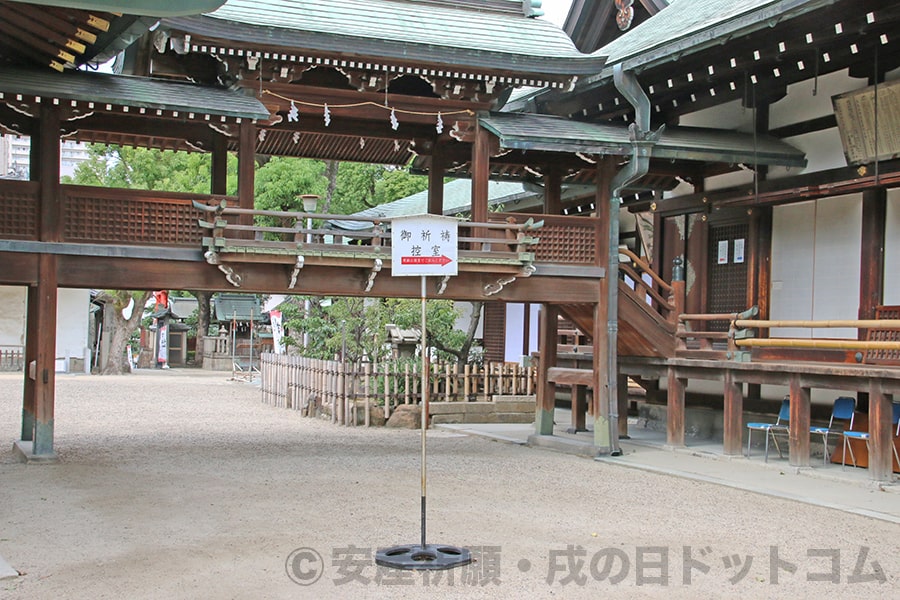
[540,0,573,27]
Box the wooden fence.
[0,345,24,371]
[259,353,536,426]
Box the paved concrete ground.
[438,410,900,525]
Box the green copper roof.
[480,112,807,167]
[162,0,606,77]
[0,67,270,120]
[7,0,227,16]
[589,0,834,74]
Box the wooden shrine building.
[1,0,899,481]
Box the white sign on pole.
[391,214,458,277]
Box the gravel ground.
[1,369,898,599]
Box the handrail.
[616,248,678,325]
[735,319,900,329]
[619,247,672,295]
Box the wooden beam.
[788,377,811,467]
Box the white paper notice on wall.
[734,238,745,264]
[717,240,729,265]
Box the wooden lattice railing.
[492,213,601,265]
[866,306,900,365]
[0,180,39,240]
[62,186,229,246]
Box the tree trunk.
[97,290,152,375]
[192,291,212,368]
[322,160,340,213]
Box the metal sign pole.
[376,214,470,571]
[419,275,427,549]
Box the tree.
[68,145,236,372]
[279,296,479,366]
[95,290,152,374]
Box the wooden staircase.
[557,249,679,359]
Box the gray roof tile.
[163,0,605,77]
[0,67,270,120]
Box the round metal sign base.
[375,544,472,571]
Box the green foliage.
[330,163,427,214]
[64,144,238,193]
[254,157,328,211]
[279,296,463,364]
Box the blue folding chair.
[842,402,900,470]
[811,396,855,465]
[746,397,790,462]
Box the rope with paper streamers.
[262,89,473,134]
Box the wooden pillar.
[867,380,892,482]
[427,152,445,215]
[666,367,685,447]
[567,385,587,433]
[36,106,62,241]
[617,373,629,438]
[20,106,61,457]
[535,304,558,435]
[543,163,563,215]
[29,254,58,457]
[470,122,490,224]
[521,302,532,358]
[788,376,811,467]
[685,212,707,314]
[238,120,256,230]
[210,132,228,196]
[859,189,886,323]
[722,370,743,455]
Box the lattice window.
[707,222,750,331]
[0,182,39,239]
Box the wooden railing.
[492,212,602,266]
[675,306,759,359]
[732,315,900,364]
[259,353,536,426]
[673,307,900,363]
[0,180,39,240]
[618,247,678,324]
[195,202,546,291]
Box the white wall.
[770,195,861,339]
[887,189,900,304]
[0,286,91,369]
[0,286,26,346]
[56,288,91,364]
[504,303,540,363]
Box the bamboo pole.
[735,338,900,350]
[735,319,900,329]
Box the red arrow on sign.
[401,255,453,266]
